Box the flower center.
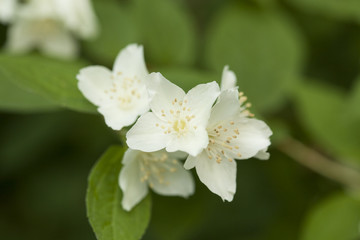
[205,92,255,164]
[155,97,198,136]
[31,18,60,36]
[139,152,178,187]
[173,119,186,132]
[206,121,242,164]
[104,72,144,110]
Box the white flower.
[119,149,194,211]
[126,73,220,156]
[6,0,98,59]
[77,44,150,130]
[184,88,272,202]
[220,65,237,91]
[0,0,17,23]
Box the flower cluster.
[77,44,272,211]
[1,0,98,59]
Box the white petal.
[194,151,236,202]
[40,28,78,59]
[20,0,56,18]
[126,112,171,152]
[77,66,113,106]
[54,0,98,38]
[98,104,148,130]
[166,128,209,157]
[0,0,16,23]
[147,72,185,119]
[184,81,220,127]
[254,148,270,160]
[121,148,139,164]
[149,159,195,198]
[208,89,240,128]
[184,155,197,170]
[113,44,148,77]
[231,118,272,159]
[119,149,149,211]
[220,65,237,91]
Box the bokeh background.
[1,0,360,239]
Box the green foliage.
[0,111,116,240]
[147,189,209,240]
[1,0,360,239]
[294,80,360,169]
[205,4,303,113]
[0,54,96,113]
[86,146,151,240]
[133,0,196,66]
[288,0,360,23]
[349,77,360,120]
[0,114,63,175]
[84,1,139,66]
[301,193,360,240]
[0,74,57,112]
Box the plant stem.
[276,137,360,191]
[118,129,128,147]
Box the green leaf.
[288,0,360,23]
[159,67,218,92]
[0,54,96,113]
[0,75,57,112]
[84,1,140,65]
[349,77,360,120]
[301,193,360,240]
[205,4,304,113]
[86,146,151,240]
[294,80,360,168]
[133,0,196,66]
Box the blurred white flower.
[77,44,150,130]
[126,73,220,156]
[119,149,194,211]
[6,0,98,59]
[53,0,98,39]
[184,88,272,202]
[0,0,17,23]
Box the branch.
[276,137,360,191]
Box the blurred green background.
[1,0,360,239]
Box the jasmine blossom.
[184,85,272,201]
[126,73,220,156]
[77,44,150,130]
